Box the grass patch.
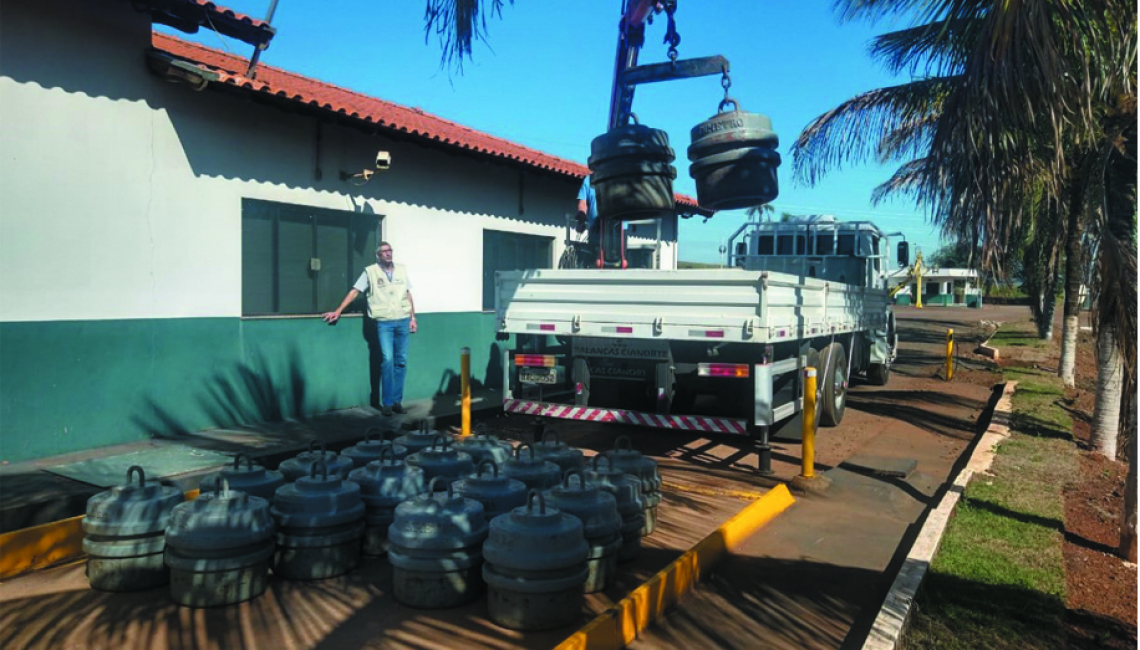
[904,320,1078,649]
[987,320,1049,349]
[1003,368,1073,439]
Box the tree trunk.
[1040,289,1056,340]
[1059,177,1085,387]
[1121,408,1137,561]
[1091,323,1122,459]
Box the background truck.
[496,216,904,446]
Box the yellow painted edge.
[0,488,200,581]
[555,483,796,650]
[659,481,768,501]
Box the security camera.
[375,151,392,171]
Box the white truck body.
[495,218,900,439]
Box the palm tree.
[791,0,1136,559]
[745,203,775,222]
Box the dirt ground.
[996,320,1137,650]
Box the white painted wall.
[1,0,640,323]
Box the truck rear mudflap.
[503,398,748,435]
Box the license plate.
[519,367,557,385]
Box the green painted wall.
[0,312,507,463]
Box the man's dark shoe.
[391,403,407,415]
[380,405,393,416]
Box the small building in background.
[888,267,982,307]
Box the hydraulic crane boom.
[594,1,734,268]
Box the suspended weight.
[687,100,781,210]
[588,122,677,222]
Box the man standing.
[323,241,417,416]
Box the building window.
[483,230,553,310]
[242,198,380,316]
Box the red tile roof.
[179,1,272,30]
[145,1,275,48]
[151,32,708,213]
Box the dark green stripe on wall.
[0,312,508,463]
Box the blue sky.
[161,0,944,263]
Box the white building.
[0,0,706,462]
[888,267,982,306]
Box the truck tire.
[818,342,847,427]
[867,362,890,386]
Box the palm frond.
[833,0,984,26]
[423,0,512,72]
[791,77,954,186]
[870,15,985,77]
[876,113,941,164]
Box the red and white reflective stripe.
[503,400,747,434]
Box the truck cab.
[729,216,889,291]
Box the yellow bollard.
[946,329,954,381]
[460,347,472,436]
[801,367,817,479]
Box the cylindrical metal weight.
[687,101,781,210]
[453,460,528,521]
[342,427,409,467]
[483,490,590,630]
[501,443,562,491]
[543,470,622,593]
[394,417,455,455]
[387,477,488,609]
[588,122,677,222]
[270,460,366,580]
[83,466,184,592]
[610,435,663,536]
[348,447,426,557]
[405,435,475,489]
[277,440,354,482]
[532,427,585,475]
[453,431,513,467]
[164,478,276,607]
[583,453,645,563]
[199,453,285,501]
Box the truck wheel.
[818,342,848,427]
[867,362,891,386]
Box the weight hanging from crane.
[687,99,781,211]
[588,121,677,222]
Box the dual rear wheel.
[816,342,847,427]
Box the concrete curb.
[975,332,1001,360]
[860,381,1016,650]
[555,484,796,650]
